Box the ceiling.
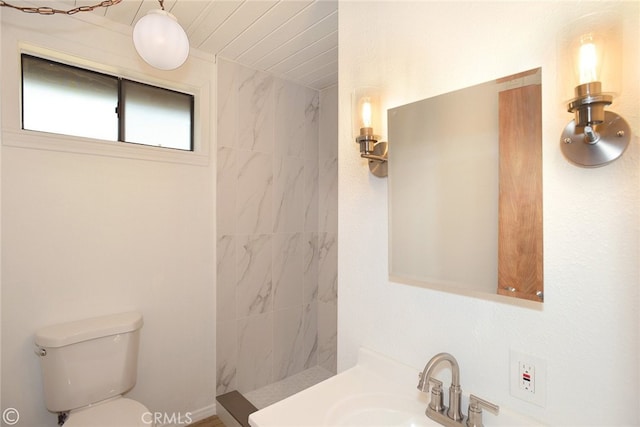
[61,0,339,90]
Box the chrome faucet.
[417,352,464,421]
[417,353,499,427]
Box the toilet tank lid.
[35,312,143,348]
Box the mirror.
[388,68,542,303]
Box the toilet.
[35,311,153,426]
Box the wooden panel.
[497,84,543,302]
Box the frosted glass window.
[22,55,118,141]
[122,80,193,151]
[21,54,194,152]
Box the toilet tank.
[35,312,144,412]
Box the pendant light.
[133,0,190,71]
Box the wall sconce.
[133,0,190,70]
[352,88,388,177]
[560,31,630,167]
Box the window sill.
[2,128,209,166]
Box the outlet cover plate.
[510,349,546,407]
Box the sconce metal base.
[560,111,630,167]
[363,141,388,177]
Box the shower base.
[245,365,334,409]
[216,366,334,427]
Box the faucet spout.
[417,352,463,423]
[418,352,460,390]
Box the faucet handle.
[466,394,499,427]
[428,378,444,412]
[428,377,443,389]
[417,371,443,391]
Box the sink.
[325,392,435,426]
[248,348,545,427]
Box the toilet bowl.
[35,312,153,426]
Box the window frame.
[21,53,195,152]
[4,44,209,166]
[118,78,195,152]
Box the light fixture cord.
[0,0,121,15]
[158,0,165,11]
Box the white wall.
[338,1,639,425]
[1,10,216,427]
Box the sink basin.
[325,393,435,426]
[248,348,545,427]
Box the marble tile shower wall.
[216,59,338,395]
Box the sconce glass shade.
[133,9,189,70]
[557,12,622,102]
[567,32,611,126]
[352,88,381,153]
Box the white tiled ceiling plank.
[283,45,336,80]
[93,0,179,26]
[46,0,339,89]
[186,1,244,48]
[101,0,141,25]
[128,0,180,25]
[237,0,337,67]
[285,48,338,80]
[305,69,337,89]
[295,58,336,87]
[252,9,337,71]
[218,0,313,60]
[165,0,209,31]
[73,0,107,16]
[266,30,336,75]
[54,0,78,10]
[52,0,104,16]
[198,0,279,54]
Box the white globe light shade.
[133,9,189,70]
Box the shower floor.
[244,365,335,409]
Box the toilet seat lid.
[64,398,152,427]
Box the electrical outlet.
[519,361,535,393]
[510,350,546,407]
